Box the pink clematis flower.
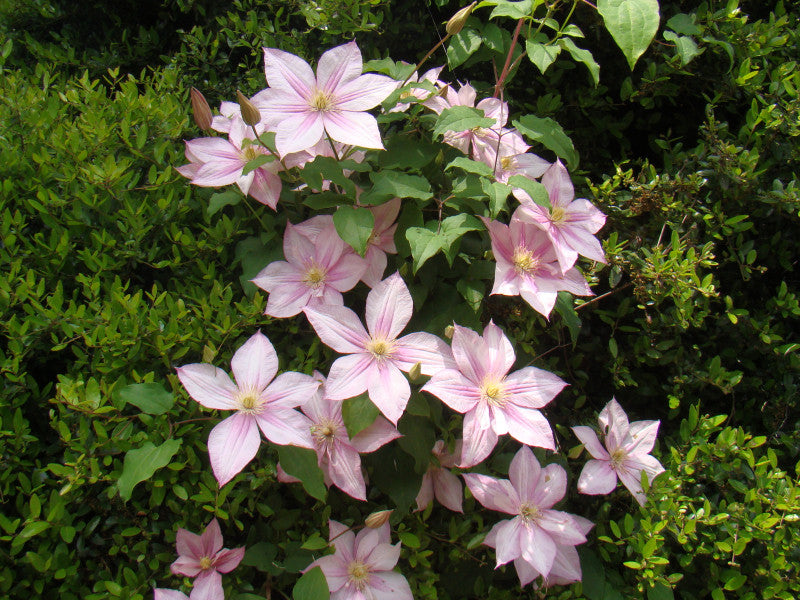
[308,520,413,600]
[388,65,445,113]
[169,518,245,600]
[252,221,367,318]
[301,373,401,500]
[421,321,565,467]
[463,446,592,584]
[303,272,454,424]
[176,111,284,210]
[415,440,464,513]
[514,159,607,273]
[176,331,320,486]
[154,590,190,600]
[361,198,400,288]
[482,211,593,318]
[258,41,398,155]
[572,398,665,506]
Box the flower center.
[310,89,335,112]
[347,561,370,590]
[199,556,213,570]
[241,145,263,161]
[610,448,626,469]
[519,502,541,524]
[303,264,327,290]
[512,247,539,275]
[236,390,263,414]
[500,156,516,171]
[550,206,567,224]
[366,338,394,362]
[311,419,339,446]
[480,379,507,407]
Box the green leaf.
[647,583,675,600]
[292,567,329,600]
[555,292,581,344]
[666,13,701,36]
[597,0,660,70]
[445,156,494,177]
[398,415,436,473]
[342,393,381,438]
[241,154,274,176]
[301,156,358,197]
[525,40,562,74]
[118,439,182,501]
[278,446,327,501]
[406,215,482,273]
[115,383,174,415]
[558,38,600,85]
[579,548,606,600]
[359,171,432,205]
[724,574,747,591]
[236,233,283,298]
[18,521,50,540]
[333,206,375,257]
[432,106,495,139]
[507,175,550,208]
[380,136,438,170]
[663,31,702,66]
[512,115,579,169]
[207,190,242,217]
[457,279,485,313]
[486,0,534,19]
[482,180,512,217]
[447,27,482,68]
[368,446,422,515]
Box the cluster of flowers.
[168,40,664,596]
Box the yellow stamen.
[512,247,539,275]
[241,145,263,161]
[237,389,263,414]
[310,89,334,112]
[311,419,338,446]
[366,338,394,362]
[481,379,507,407]
[519,502,541,523]
[550,206,567,224]
[610,448,626,469]
[199,556,213,570]
[347,561,370,590]
[303,265,327,290]
[500,156,516,171]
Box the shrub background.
[0,0,798,599]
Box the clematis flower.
[154,590,189,600]
[463,446,591,584]
[415,440,463,513]
[176,331,320,486]
[258,41,398,155]
[572,398,665,506]
[308,519,413,600]
[361,197,400,288]
[482,211,593,318]
[301,373,401,500]
[514,159,607,273]
[252,221,367,318]
[176,107,284,209]
[388,65,445,113]
[169,518,245,600]
[303,272,454,424]
[421,321,565,467]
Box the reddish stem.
[493,17,525,98]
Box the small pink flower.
[421,321,566,467]
[308,520,413,600]
[361,198,400,287]
[572,398,665,506]
[303,272,454,424]
[415,440,463,513]
[176,331,320,486]
[169,519,245,600]
[258,41,398,155]
[463,446,591,585]
[514,160,607,273]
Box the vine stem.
[575,281,633,310]
[493,18,525,98]
[401,34,452,87]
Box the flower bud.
[444,325,454,339]
[190,87,213,131]
[446,1,477,36]
[364,510,393,529]
[408,362,422,383]
[237,90,262,127]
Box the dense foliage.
[1,1,798,599]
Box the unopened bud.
[237,90,262,127]
[365,510,393,529]
[444,325,455,339]
[408,362,422,382]
[446,1,477,36]
[190,87,213,131]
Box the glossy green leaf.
[512,115,579,169]
[118,439,181,501]
[293,567,329,600]
[597,0,660,69]
[342,393,381,438]
[115,383,174,415]
[333,206,375,256]
[432,106,494,139]
[277,446,327,501]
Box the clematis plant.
[572,398,665,506]
[176,331,320,486]
[415,439,463,513]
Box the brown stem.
[402,34,452,87]
[575,281,633,310]
[493,18,525,98]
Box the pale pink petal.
[566,198,606,233]
[361,248,388,288]
[317,41,363,93]
[230,331,278,393]
[255,407,314,448]
[247,169,282,209]
[538,510,588,546]
[626,420,660,455]
[313,554,348,592]
[175,528,204,563]
[491,518,523,565]
[393,332,456,375]
[207,412,261,486]
[263,371,321,408]
[263,284,313,318]
[504,367,567,409]
[275,112,325,155]
[450,325,489,383]
[200,518,223,556]
[482,321,516,376]
[335,73,398,111]
[368,572,414,600]
[189,571,223,600]
[421,369,480,413]
[459,409,499,468]
[252,260,302,292]
[367,362,410,424]
[547,545,582,585]
[503,404,556,450]
[176,364,238,411]
[283,221,318,265]
[513,557,540,587]
[508,446,541,501]
[415,472,434,512]
[326,252,368,292]
[577,459,618,495]
[530,463,568,509]
[365,273,412,340]
[558,225,607,264]
[363,540,401,571]
[214,546,245,573]
[350,417,401,453]
[519,525,556,577]
[303,305,370,353]
[432,469,464,513]
[170,555,202,577]
[324,354,375,400]
[155,590,189,600]
[327,442,367,500]
[571,426,609,458]
[519,286,558,318]
[371,197,401,234]
[476,97,508,126]
[323,110,384,150]
[462,473,518,514]
[541,160,574,207]
[263,48,315,98]
[513,153,551,178]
